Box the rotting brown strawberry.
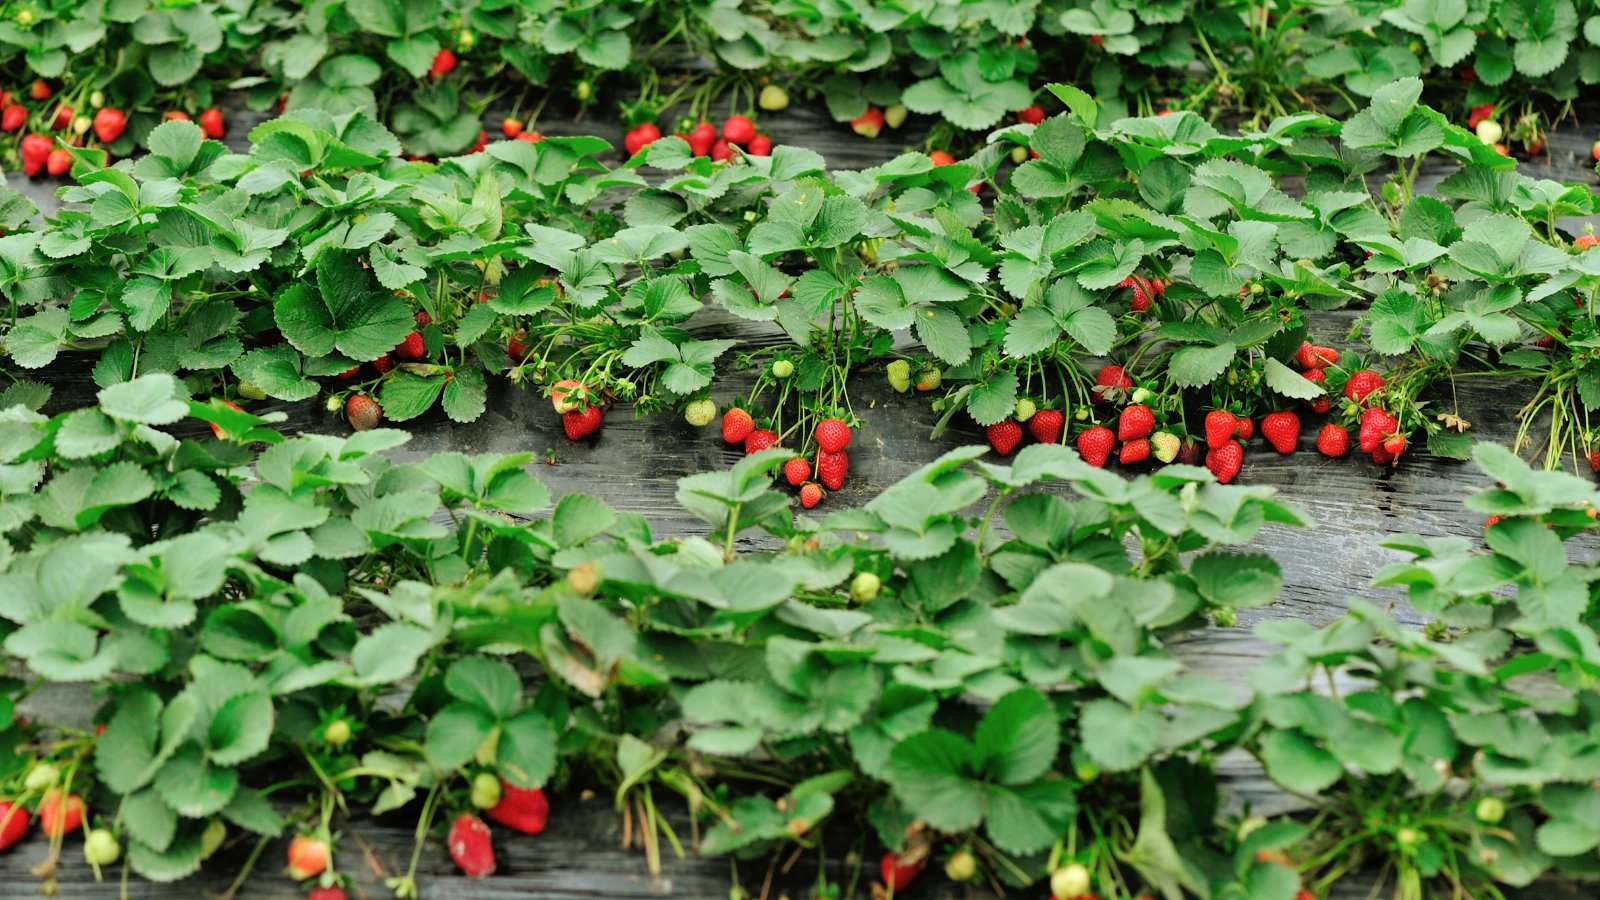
[986,418,1023,455]
[722,407,754,444]
[1206,442,1244,483]
[486,783,549,835]
[1204,409,1236,448]
[816,449,848,489]
[448,813,496,878]
[1117,404,1155,441]
[799,482,823,509]
[784,457,811,486]
[1028,408,1064,444]
[563,406,603,440]
[1119,438,1150,465]
[1261,411,1300,454]
[1316,424,1350,457]
[744,429,779,455]
[345,394,382,431]
[1077,425,1115,467]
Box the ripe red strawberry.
[515,130,544,143]
[20,133,51,176]
[1,105,24,132]
[29,80,51,101]
[394,330,425,360]
[92,107,126,143]
[1261,411,1300,454]
[710,138,733,161]
[1204,409,1236,448]
[851,106,885,139]
[1316,424,1349,457]
[345,394,382,431]
[501,117,523,139]
[1357,407,1399,453]
[371,353,394,374]
[880,851,925,891]
[745,429,779,455]
[448,813,495,878]
[815,418,851,452]
[1309,396,1332,414]
[1206,442,1244,484]
[1234,416,1254,442]
[1593,141,1600,163]
[486,784,549,835]
[198,107,225,139]
[1028,408,1064,444]
[38,790,83,837]
[1120,439,1151,465]
[1576,233,1600,251]
[468,129,488,154]
[722,408,754,444]
[337,365,361,380]
[0,801,29,851]
[1371,446,1394,465]
[163,110,190,121]
[1590,449,1600,472]
[986,418,1023,455]
[45,148,70,176]
[1117,404,1155,441]
[564,406,603,440]
[286,833,329,880]
[1344,369,1385,404]
[624,122,662,155]
[1077,425,1115,467]
[686,121,717,156]
[1295,341,1338,369]
[800,482,823,508]
[1468,103,1495,129]
[929,150,956,166]
[430,48,457,78]
[308,887,348,900]
[49,103,71,131]
[784,456,811,486]
[1383,432,1408,457]
[747,134,771,156]
[1018,104,1046,125]
[817,449,849,489]
[1302,367,1326,386]
[722,114,756,145]
[1093,364,1133,403]
[1119,273,1161,312]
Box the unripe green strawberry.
[944,849,976,882]
[771,359,794,379]
[849,571,881,603]
[684,398,716,427]
[1476,796,1505,824]
[1151,431,1180,463]
[323,719,352,746]
[886,359,912,392]
[1013,398,1037,422]
[884,103,908,129]
[23,763,59,791]
[471,772,502,810]
[758,84,789,111]
[200,820,226,859]
[84,828,120,866]
[237,379,267,401]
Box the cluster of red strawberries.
[625,114,773,159]
[980,341,1406,484]
[718,407,851,508]
[5,79,224,178]
[335,311,436,431]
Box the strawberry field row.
[0,0,1597,163]
[2,80,1599,502]
[1,371,1597,899]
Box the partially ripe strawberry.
[1018,104,1045,125]
[29,80,51,101]
[986,418,1023,456]
[448,813,496,877]
[286,833,330,880]
[1151,431,1181,463]
[816,449,848,490]
[880,851,924,891]
[784,457,811,486]
[345,394,382,431]
[799,482,823,508]
[722,114,756,145]
[928,150,956,166]
[758,84,789,111]
[851,106,885,139]
[199,107,225,139]
[550,379,588,414]
[1576,232,1600,251]
[430,48,457,78]
[1316,424,1349,457]
[1593,140,1600,162]
[1076,425,1115,467]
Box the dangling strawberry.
[721,114,756,146]
[1076,425,1115,467]
[986,419,1023,455]
[783,457,811,486]
[1205,442,1244,483]
[92,106,127,143]
[1316,424,1349,457]
[1093,364,1133,404]
[744,429,779,455]
[198,107,225,139]
[747,134,772,156]
[448,813,496,877]
[45,148,71,177]
[1344,369,1386,404]
[1028,408,1064,444]
[816,449,849,489]
[501,117,523,138]
[721,408,754,444]
[486,783,549,835]
[1017,104,1046,125]
[815,418,852,452]
[1203,409,1236,448]
[1,104,25,132]
[563,406,603,440]
[20,133,52,176]
[430,48,457,78]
